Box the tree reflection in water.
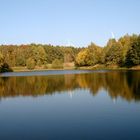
[0,71,140,102]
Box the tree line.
[76,34,140,68]
[0,34,140,72]
[0,44,81,71]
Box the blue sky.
[0,0,140,47]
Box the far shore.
[10,64,140,73]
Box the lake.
[0,70,140,140]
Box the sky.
[0,0,140,47]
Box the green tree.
[88,43,103,64]
[32,46,47,66]
[125,35,140,67]
[26,58,36,70]
[104,39,123,66]
[43,45,64,63]
[0,45,17,67]
[0,52,13,73]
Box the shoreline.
[0,63,140,73]
[10,65,140,73]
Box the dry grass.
[12,62,76,72]
[131,65,140,70]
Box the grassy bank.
[11,64,140,72]
[12,62,76,72]
[78,64,140,70]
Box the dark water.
[0,70,140,140]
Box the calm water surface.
[0,70,140,140]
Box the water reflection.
[0,71,140,101]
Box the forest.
[0,34,140,72]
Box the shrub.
[26,58,36,70]
[0,63,13,73]
[52,59,63,69]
